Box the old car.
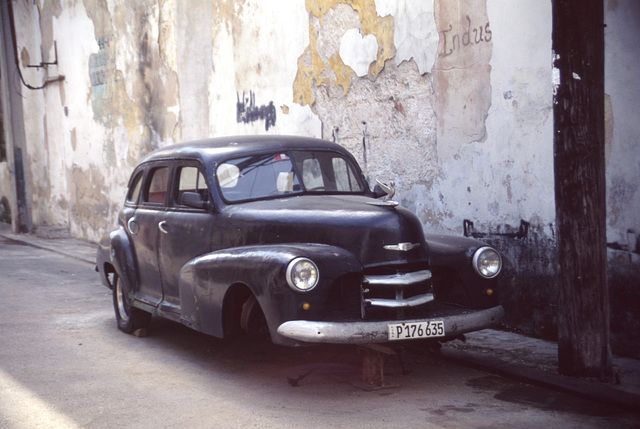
[96,135,504,346]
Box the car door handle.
[158,221,169,234]
[127,217,139,235]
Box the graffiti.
[439,15,491,58]
[89,36,113,100]
[89,36,110,86]
[236,91,276,131]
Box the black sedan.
[96,135,504,346]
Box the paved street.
[1,235,638,429]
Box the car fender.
[97,227,139,293]
[425,233,500,308]
[425,234,490,270]
[178,243,362,339]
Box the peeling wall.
[6,0,558,244]
[433,0,492,161]
[1,0,639,353]
[5,0,320,242]
[603,0,640,356]
[605,0,640,250]
[293,0,438,195]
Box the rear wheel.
[112,273,151,334]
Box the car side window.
[126,171,144,205]
[142,167,169,205]
[301,158,324,189]
[332,157,360,191]
[292,150,364,193]
[174,166,210,206]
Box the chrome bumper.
[277,305,504,344]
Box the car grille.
[326,267,434,321]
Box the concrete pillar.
[0,1,32,233]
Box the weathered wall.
[605,0,640,251]
[0,0,562,244]
[1,0,638,354]
[603,0,640,357]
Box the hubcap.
[115,278,130,323]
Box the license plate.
[388,320,445,340]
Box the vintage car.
[96,135,504,346]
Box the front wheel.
[112,273,151,334]
[240,294,268,337]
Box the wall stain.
[85,0,179,164]
[604,93,612,165]
[432,0,493,161]
[69,166,111,239]
[213,0,246,39]
[158,0,177,70]
[82,0,181,236]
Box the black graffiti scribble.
[237,91,276,131]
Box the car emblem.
[383,242,420,251]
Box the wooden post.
[553,0,611,377]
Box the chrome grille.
[360,269,433,319]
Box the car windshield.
[216,150,365,202]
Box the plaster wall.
[605,0,640,251]
[603,0,640,357]
[6,0,558,244]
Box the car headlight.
[286,258,319,292]
[472,247,502,279]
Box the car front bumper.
[276,305,504,344]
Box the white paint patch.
[114,119,129,169]
[552,67,560,86]
[339,28,378,77]
[375,0,438,74]
[277,104,322,138]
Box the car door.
[157,161,214,312]
[127,162,171,307]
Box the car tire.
[112,273,151,334]
[240,294,268,337]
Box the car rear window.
[126,171,143,205]
[142,167,169,205]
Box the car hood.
[214,195,429,269]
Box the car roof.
[139,135,352,165]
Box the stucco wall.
[605,0,640,251]
[1,0,639,354]
[0,0,564,244]
[603,0,640,357]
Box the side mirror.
[372,180,395,200]
[181,191,211,210]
